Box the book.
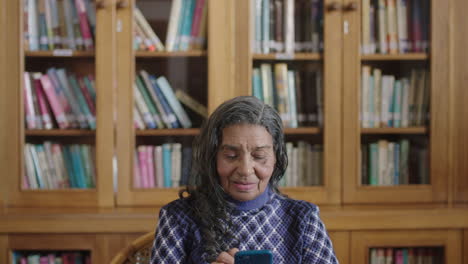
[162,143,172,187]
[175,89,208,118]
[165,0,183,51]
[156,76,192,128]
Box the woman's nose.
[237,156,254,176]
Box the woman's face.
[216,124,276,201]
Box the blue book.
[71,145,87,188]
[369,143,379,185]
[62,146,77,188]
[162,144,172,187]
[69,74,96,129]
[149,75,181,128]
[392,80,402,128]
[252,68,263,101]
[174,0,188,51]
[180,147,192,186]
[179,0,196,51]
[156,76,192,128]
[262,0,269,53]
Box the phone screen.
[234,250,273,264]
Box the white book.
[284,0,295,54]
[283,142,293,187]
[36,144,52,189]
[133,150,140,188]
[43,141,59,189]
[156,76,192,128]
[24,144,38,189]
[134,83,156,129]
[134,7,164,51]
[134,106,145,130]
[361,0,371,54]
[165,0,182,51]
[63,0,76,50]
[387,142,395,185]
[155,146,164,188]
[378,140,388,185]
[396,0,408,53]
[171,143,182,187]
[27,0,40,50]
[24,72,37,129]
[373,68,382,127]
[261,0,269,53]
[55,69,87,128]
[377,0,387,53]
[260,64,273,106]
[287,70,298,128]
[400,78,410,127]
[361,66,371,128]
[52,143,69,188]
[381,75,395,127]
[386,0,398,54]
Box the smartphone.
[234,250,273,264]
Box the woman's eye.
[253,155,266,160]
[225,154,237,159]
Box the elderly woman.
[151,96,338,264]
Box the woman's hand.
[211,248,239,264]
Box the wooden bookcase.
[329,231,350,264]
[350,230,462,264]
[1,0,115,207]
[342,0,450,205]
[232,0,342,205]
[464,230,468,264]
[115,0,236,206]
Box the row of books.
[24,0,95,51]
[134,0,207,52]
[369,247,442,264]
[251,0,323,54]
[134,70,206,130]
[361,139,429,186]
[361,66,429,128]
[12,251,91,264]
[23,142,96,190]
[252,63,323,128]
[134,144,192,189]
[24,69,96,130]
[281,141,323,187]
[361,0,430,54]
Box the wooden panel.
[0,0,6,208]
[464,230,468,264]
[0,236,7,264]
[8,234,99,263]
[115,0,136,207]
[452,0,468,203]
[208,0,236,112]
[323,0,343,205]
[351,230,462,264]
[95,233,144,263]
[234,0,251,97]
[95,0,116,207]
[329,232,350,264]
[430,0,450,203]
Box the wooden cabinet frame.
[351,230,462,264]
[342,0,450,204]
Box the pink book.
[40,256,49,264]
[78,77,95,115]
[33,75,54,129]
[133,150,140,188]
[189,0,206,49]
[395,249,404,264]
[22,173,30,189]
[138,146,149,188]
[40,74,69,129]
[24,72,37,129]
[74,0,94,50]
[20,257,27,264]
[147,145,155,188]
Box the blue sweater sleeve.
[301,207,339,264]
[151,205,191,263]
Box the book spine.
[74,0,94,49]
[179,0,196,51]
[284,0,294,53]
[162,143,172,187]
[165,0,183,51]
[39,74,69,129]
[24,72,37,129]
[133,83,156,129]
[28,0,40,50]
[189,0,206,49]
[156,76,192,128]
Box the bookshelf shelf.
[252,53,322,61]
[360,53,429,61]
[21,189,97,193]
[284,127,321,135]
[24,51,95,58]
[135,128,200,136]
[135,51,207,58]
[360,127,428,135]
[25,130,96,137]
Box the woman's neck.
[229,187,271,211]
